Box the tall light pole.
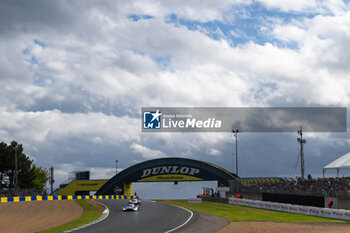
[49,166,54,194]
[232,129,240,176]
[297,126,306,179]
[14,147,18,195]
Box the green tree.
[6,141,34,189]
[0,142,10,188]
[31,165,50,189]
[0,141,49,190]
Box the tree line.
[0,141,49,190]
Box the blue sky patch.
[165,3,317,49]
[34,39,47,48]
[153,55,172,70]
[34,78,46,87]
[128,14,154,21]
[30,56,38,64]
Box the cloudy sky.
[1,0,350,198]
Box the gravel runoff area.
[216,222,350,233]
[176,212,350,233]
[0,200,83,233]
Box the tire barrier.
[228,197,350,221]
[0,195,135,203]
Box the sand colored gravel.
[0,200,83,233]
[216,222,350,233]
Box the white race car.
[128,198,141,206]
[123,203,139,211]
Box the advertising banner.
[228,197,350,220]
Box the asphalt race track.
[75,199,193,233]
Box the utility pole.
[297,126,306,178]
[116,160,119,174]
[14,147,18,195]
[49,166,54,194]
[232,129,240,176]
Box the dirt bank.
[0,200,83,233]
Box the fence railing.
[0,194,135,203]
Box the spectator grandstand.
[239,176,350,197]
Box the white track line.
[92,199,110,215]
[89,200,110,223]
[164,205,194,233]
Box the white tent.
[323,152,350,177]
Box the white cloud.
[1,0,350,192]
[130,143,167,159]
[91,167,117,179]
[207,148,222,156]
[256,0,349,15]
[0,107,140,144]
[256,0,317,12]
[7,1,350,113]
[269,11,350,105]
[118,0,251,22]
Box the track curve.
[75,199,193,233]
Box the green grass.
[37,200,103,233]
[156,200,347,223]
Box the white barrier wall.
[228,197,350,220]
